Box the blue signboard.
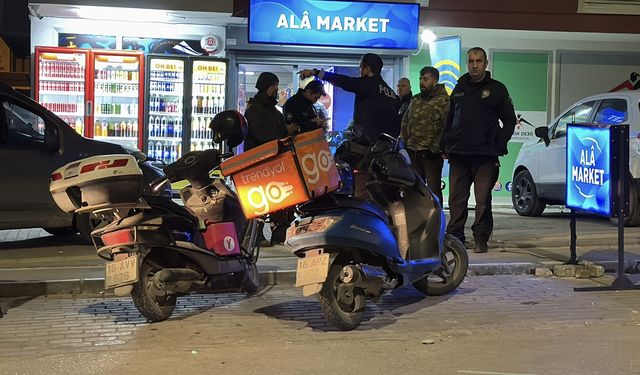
[248,0,420,49]
[566,123,628,217]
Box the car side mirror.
[535,126,550,147]
[44,126,60,153]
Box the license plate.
[105,255,139,289]
[295,253,330,287]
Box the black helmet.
[209,110,248,148]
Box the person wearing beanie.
[299,53,401,147]
[244,72,299,150]
[283,78,328,134]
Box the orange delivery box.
[220,128,340,219]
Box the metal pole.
[568,209,577,264]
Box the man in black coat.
[244,72,298,150]
[440,47,517,253]
[299,53,400,146]
[283,79,327,134]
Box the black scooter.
[286,135,468,330]
[50,148,260,322]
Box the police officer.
[400,66,449,206]
[299,53,400,145]
[283,79,328,134]
[440,47,517,253]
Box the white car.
[511,90,640,225]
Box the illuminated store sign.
[248,0,419,49]
[566,123,628,217]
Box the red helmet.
[209,110,248,148]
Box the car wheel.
[512,170,546,217]
[610,176,640,227]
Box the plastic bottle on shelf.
[148,141,156,160]
[75,118,83,135]
[132,120,138,138]
[120,121,127,138]
[177,142,182,158]
[148,116,155,137]
[153,116,161,138]
[191,118,199,139]
[107,122,115,137]
[160,117,167,138]
[126,120,133,138]
[162,142,170,162]
[175,119,182,138]
[101,121,108,137]
[170,142,177,162]
[191,96,198,114]
[155,142,163,161]
[167,118,174,138]
[94,120,101,137]
[202,97,209,115]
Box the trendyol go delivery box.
[220,128,340,218]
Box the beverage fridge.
[144,55,227,164]
[34,47,145,150]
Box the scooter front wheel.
[317,255,366,331]
[131,256,177,322]
[413,234,469,296]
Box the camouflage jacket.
[400,83,450,153]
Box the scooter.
[49,113,260,322]
[285,135,469,330]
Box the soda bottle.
[167,118,174,138]
[132,120,138,138]
[160,117,167,138]
[162,142,170,162]
[155,142,163,161]
[120,120,126,137]
[170,142,177,162]
[191,118,199,139]
[148,141,156,160]
[127,120,133,138]
[101,121,108,137]
[108,121,115,137]
[75,118,83,135]
[175,118,182,138]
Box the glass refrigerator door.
[93,54,141,150]
[36,50,86,135]
[147,58,185,164]
[190,60,226,152]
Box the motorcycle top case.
[49,154,143,213]
[220,128,340,219]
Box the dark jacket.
[283,89,322,134]
[441,72,516,156]
[398,92,412,118]
[320,71,400,144]
[244,92,288,150]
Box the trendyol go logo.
[301,149,333,184]
[243,150,334,216]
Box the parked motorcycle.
[49,110,260,322]
[286,135,469,330]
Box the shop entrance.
[235,58,397,152]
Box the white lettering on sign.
[301,150,333,184]
[276,11,389,33]
[246,181,294,215]
[571,140,605,198]
[240,160,286,184]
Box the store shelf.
[39,77,85,82]
[39,91,84,96]
[95,92,139,97]
[148,136,183,141]
[94,114,138,119]
[94,136,138,141]
[150,78,182,83]
[149,91,182,96]
[94,79,139,84]
[191,113,221,117]
[149,111,182,117]
[51,112,84,117]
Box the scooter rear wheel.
[131,257,177,322]
[413,234,468,296]
[317,255,366,331]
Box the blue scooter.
[285,135,468,330]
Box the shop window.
[594,99,627,125]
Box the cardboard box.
[221,129,340,219]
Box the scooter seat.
[299,194,389,224]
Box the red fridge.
[34,47,145,150]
